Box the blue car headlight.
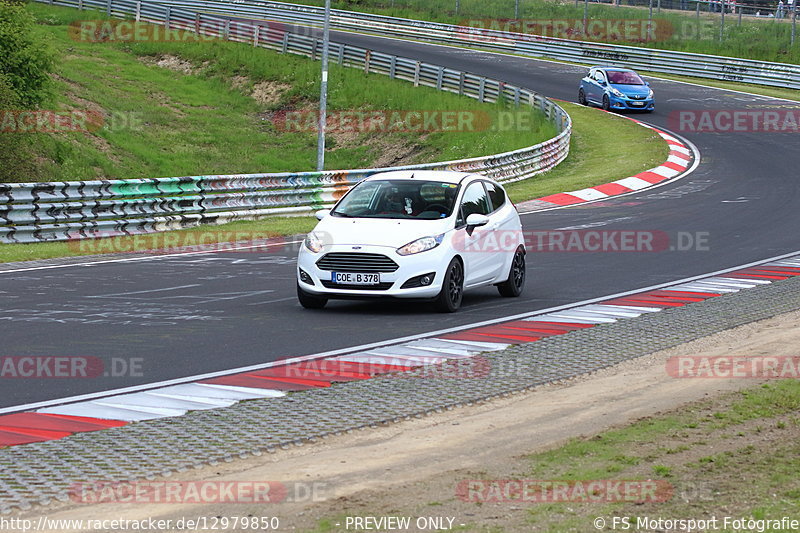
[647,89,654,99]
[609,87,625,99]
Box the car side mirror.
[599,80,607,86]
[466,213,490,228]
[645,81,650,86]
[315,209,331,221]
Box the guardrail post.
[365,50,371,75]
[458,72,465,95]
[389,56,397,79]
[194,13,200,35]
[514,87,520,106]
[282,32,289,53]
[78,0,83,10]
[312,40,318,60]
[253,25,260,47]
[135,1,141,22]
[224,20,230,41]
[106,0,111,16]
[165,7,171,31]
[413,62,421,87]
[436,67,443,90]
[478,77,486,102]
[338,44,345,66]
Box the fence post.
[135,1,141,22]
[792,7,797,45]
[224,20,230,41]
[165,7,171,31]
[282,32,289,53]
[195,12,200,35]
[413,61,421,86]
[253,25,260,47]
[78,0,83,10]
[719,0,725,40]
[106,0,111,17]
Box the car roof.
[591,66,636,72]
[363,170,482,185]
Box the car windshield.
[607,70,645,85]
[332,179,460,220]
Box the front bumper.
[297,243,450,299]
[608,94,655,111]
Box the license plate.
[331,272,380,285]
[630,101,645,107]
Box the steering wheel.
[425,203,449,214]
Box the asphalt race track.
[1,26,798,410]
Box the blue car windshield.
[607,71,645,85]
[332,180,460,220]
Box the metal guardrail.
[3,0,571,244]
[153,0,800,89]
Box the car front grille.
[320,281,394,290]
[628,94,646,100]
[316,252,399,273]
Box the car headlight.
[648,89,654,98]
[397,234,444,256]
[304,231,324,253]
[610,87,625,98]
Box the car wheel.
[602,95,610,111]
[497,247,526,297]
[578,88,587,106]
[297,283,328,309]
[434,258,464,313]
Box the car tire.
[578,88,588,106]
[497,247,526,297]
[434,258,464,313]
[602,95,610,111]
[297,283,328,309]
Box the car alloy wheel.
[435,258,464,313]
[578,88,587,106]
[497,247,526,297]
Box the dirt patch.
[371,135,427,167]
[139,54,199,75]
[18,307,800,532]
[251,80,291,106]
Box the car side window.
[485,181,506,213]
[457,182,491,226]
[594,71,606,83]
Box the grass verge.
[505,102,668,204]
[520,380,800,532]
[18,3,555,182]
[0,103,667,264]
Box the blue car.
[578,67,654,113]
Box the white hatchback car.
[296,170,526,312]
